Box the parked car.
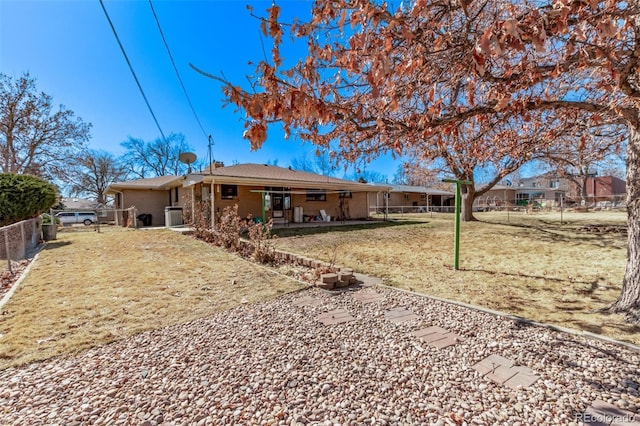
[55,211,98,226]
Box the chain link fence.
[48,207,139,230]
[473,194,627,213]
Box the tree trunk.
[610,125,640,322]
[580,175,589,208]
[461,184,477,222]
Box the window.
[531,192,545,200]
[420,194,427,201]
[221,184,237,199]
[550,180,559,189]
[339,191,352,198]
[404,194,410,201]
[174,187,179,202]
[306,189,326,201]
[515,193,529,205]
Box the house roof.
[484,184,565,192]
[185,163,391,192]
[106,175,184,193]
[61,197,99,210]
[60,197,114,209]
[384,184,453,196]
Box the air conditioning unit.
[164,206,183,227]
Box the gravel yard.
[0,285,638,425]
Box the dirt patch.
[578,224,627,234]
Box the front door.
[272,192,284,218]
[266,187,291,220]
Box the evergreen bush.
[0,173,57,226]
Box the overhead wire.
[148,0,210,141]
[99,0,168,143]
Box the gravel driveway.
[0,285,638,425]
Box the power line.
[99,0,168,143]
[148,0,209,141]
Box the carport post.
[443,179,472,270]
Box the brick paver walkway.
[473,354,540,390]
[412,326,464,349]
[351,291,384,304]
[383,307,419,323]
[317,309,355,325]
[296,268,635,417]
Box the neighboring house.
[107,176,185,227]
[58,197,115,224]
[577,175,626,203]
[60,197,101,210]
[107,164,391,227]
[370,184,454,213]
[474,183,566,210]
[520,173,569,192]
[520,173,626,203]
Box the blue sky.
[0,0,400,179]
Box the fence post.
[20,221,26,259]
[4,229,11,274]
[133,207,138,228]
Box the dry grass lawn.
[274,210,640,345]
[0,227,302,369]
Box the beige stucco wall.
[343,192,369,219]
[210,184,264,220]
[290,191,340,220]
[387,192,427,207]
[120,187,183,226]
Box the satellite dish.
[178,152,197,173]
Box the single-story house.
[474,184,566,210]
[107,163,391,227]
[369,184,455,213]
[185,163,391,227]
[106,175,185,227]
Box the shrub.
[214,205,242,251]
[247,219,277,264]
[191,201,216,243]
[191,202,242,250]
[0,173,57,226]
